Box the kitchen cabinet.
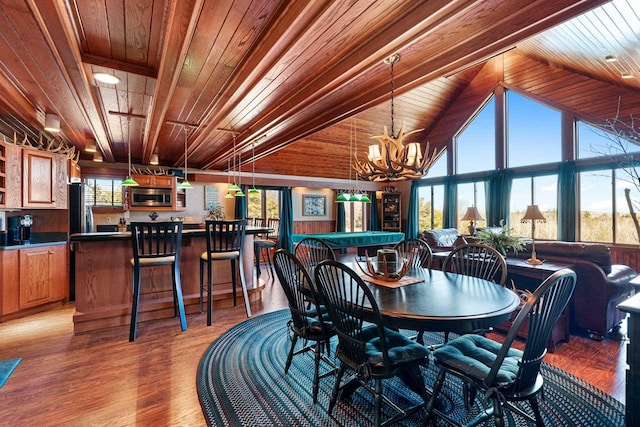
[0,141,21,209]
[0,244,68,319]
[381,192,401,231]
[132,174,174,188]
[21,148,68,209]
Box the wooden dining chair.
[273,249,337,404]
[314,260,430,427]
[425,268,576,427]
[442,243,507,285]
[392,238,433,269]
[254,217,279,279]
[129,221,186,342]
[293,237,336,278]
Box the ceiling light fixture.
[605,55,618,62]
[225,159,234,199]
[93,72,121,85]
[228,133,241,192]
[44,113,61,133]
[150,152,159,165]
[178,128,193,189]
[122,118,139,187]
[93,151,103,162]
[248,139,259,194]
[621,71,634,79]
[235,146,245,197]
[85,137,97,153]
[353,54,443,182]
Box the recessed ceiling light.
[44,113,60,132]
[621,71,634,79]
[85,137,97,153]
[150,153,159,165]
[605,55,617,62]
[93,152,103,162]
[93,72,120,84]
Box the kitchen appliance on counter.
[8,214,33,245]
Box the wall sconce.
[44,113,60,133]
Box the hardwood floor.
[0,263,628,426]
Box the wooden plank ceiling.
[1,0,640,182]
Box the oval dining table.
[347,262,521,334]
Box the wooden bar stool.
[200,219,250,325]
[254,217,279,279]
[129,221,187,342]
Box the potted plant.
[475,222,525,256]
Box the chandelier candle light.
[521,204,546,265]
[353,54,443,182]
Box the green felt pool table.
[291,231,405,255]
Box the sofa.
[513,241,637,340]
[422,228,463,251]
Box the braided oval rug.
[197,309,625,426]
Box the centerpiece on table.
[355,248,415,282]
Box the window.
[247,188,281,220]
[424,150,447,178]
[456,97,495,174]
[417,185,444,231]
[578,169,640,245]
[507,91,561,167]
[509,175,557,240]
[343,202,367,232]
[457,181,485,232]
[86,178,123,207]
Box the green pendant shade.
[228,183,241,191]
[224,192,234,199]
[235,189,245,197]
[349,194,360,202]
[178,179,193,189]
[248,187,259,194]
[336,193,348,202]
[360,194,371,203]
[122,176,139,186]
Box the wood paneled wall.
[611,246,640,274]
[293,220,335,234]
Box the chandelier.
[353,54,443,182]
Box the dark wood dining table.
[347,262,521,334]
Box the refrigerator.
[69,183,93,301]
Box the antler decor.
[353,123,444,181]
[354,249,415,282]
[5,132,79,161]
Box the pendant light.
[122,118,139,186]
[178,128,193,189]
[248,139,259,194]
[354,119,371,203]
[225,158,234,198]
[228,133,241,192]
[235,144,245,197]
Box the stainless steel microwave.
[130,187,173,207]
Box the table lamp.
[521,204,546,265]
[461,206,484,236]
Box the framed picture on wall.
[303,195,326,216]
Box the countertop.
[70,225,271,242]
[0,232,68,251]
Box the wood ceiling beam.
[142,0,205,166]
[81,54,158,79]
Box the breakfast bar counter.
[70,226,269,334]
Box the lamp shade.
[122,176,139,187]
[521,205,546,222]
[44,113,60,132]
[368,145,382,162]
[461,206,484,222]
[149,153,159,165]
[92,151,103,162]
[336,193,348,202]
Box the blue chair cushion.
[433,334,523,386]
[360,325,429,367]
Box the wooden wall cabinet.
[0,244,67,318]
[21,148,68,209]
[132,174,174,188]
[381,192,401,231]
[0,141,21,209]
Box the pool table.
[291,231,404,255]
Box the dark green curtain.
[234,184,247,219]
[336,201,345,232]
[557,161,577,241]
[443,177,457,228]
[406,180,419,239]
[485,169,513,227]
[279,187,294,251]
[369,191,380,231]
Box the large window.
[509,176,557,240]
[417,184,444,231]
[344,202,367,232]
[456,97,495,174]
[247,188,281,219]
[507,91,561,167]
[579,169,640,245]
[86,178,122,207]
